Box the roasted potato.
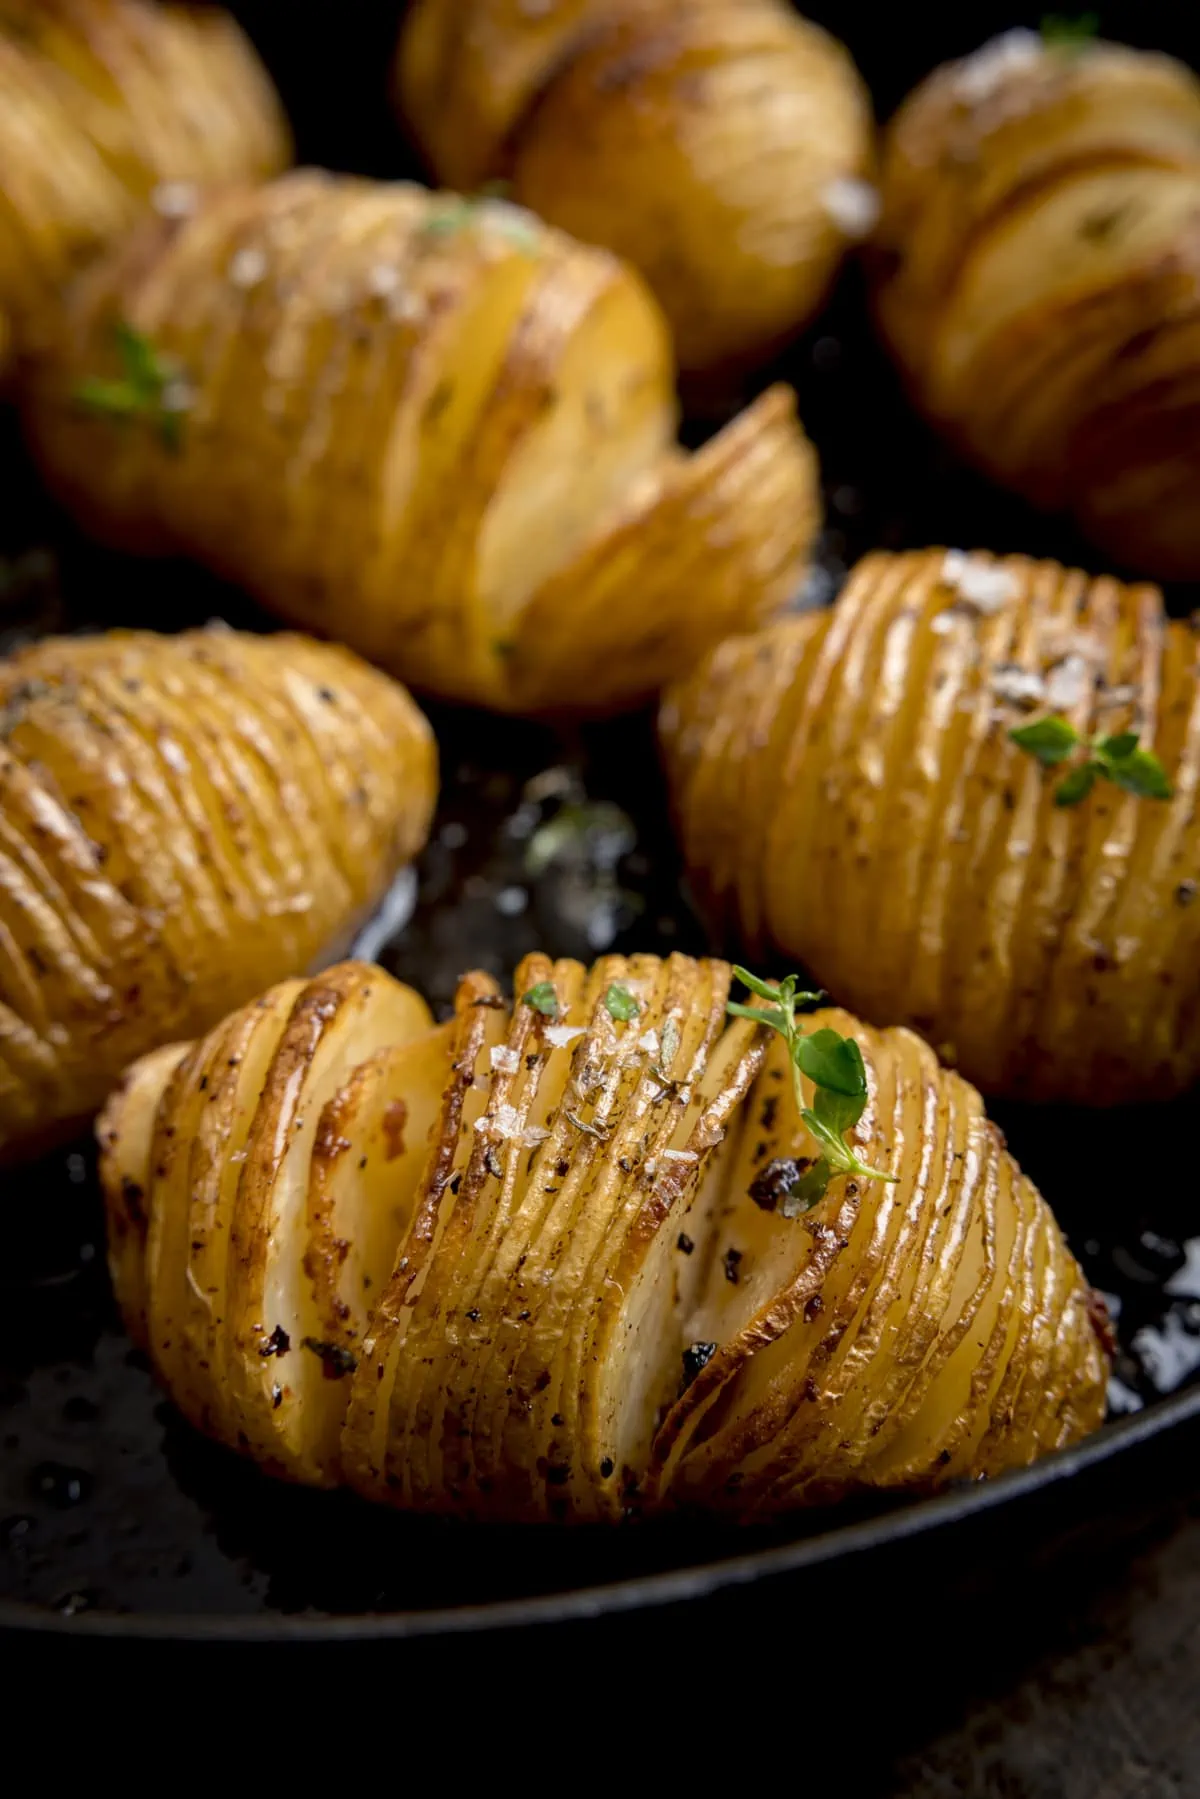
[0,627,436,1162]
[22,170,819,713]
[874,29,1200,579]
[396,0,875,375]
[661,547,1200,1105]
[99,952,1108,1517]
[0,0,289,371]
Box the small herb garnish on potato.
[522,981,560,1020]
[727,967,896,1210]
[1040,13,1099,49]
[73,321,190,450]
[604,982,640,1022]
[1009,715,1172,805]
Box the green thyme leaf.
[604,982,640,1023]
[731,964,788,1003]
[1040,12,1099,48]
[73,320,189,449]
[1009,715,1079,766]
[1105,746,1173,800]
[1054,762,1098,807]
[521,981,560,1019]
[1093,730,1139,762]
[115,320,167,390]
[794,1028,866,1099]
[809,1083,865,1140]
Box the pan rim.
[3,1379,1197,1642]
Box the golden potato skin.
[99,953,1108,1519]
[0,0,289,369]
[661,547,1200,1105]
[874,31,1200,578]
[396,0,875,374]
[23,170,819,713]
[0,628,436,1162]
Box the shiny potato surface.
[99,953,1108,1516]
[873,29,1200,578]
[0,0,288,370]
[396,0,875,374]
[23,170,818,714]
[0,627,436,1162]
[661,547,1200,1105]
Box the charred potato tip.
[98,952,1109,1517]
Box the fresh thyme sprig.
[73,320,190,450]
[727,967,897,1211]
[1009,715,1172,806]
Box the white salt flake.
[941,550,1019,613]
[545,1023,586,1049]
[490,1046,520,1074]
[951,30,1043,106]
[990,664,1045,707]
[228,246,267,289]
[638,1029,660,1056]
[820,177,881,239]
[152,181,199,219]
[366,262,400,297]
[1044,653,1092,711]
[662,1149,699,1164]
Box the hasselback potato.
[395,0,875,375]
[22,170,818,714]
[0,627,435,1162]
[0,0,289,371]
[98,952,1108,1516]
[394,0,874,375]
[661,546,1200,1106]
[874,28,1200,579]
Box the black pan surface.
[4,1,1200,1646]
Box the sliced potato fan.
[99,953,1109,1518]
[0,627,436,1163]
[22,170,820,713]
[661,547,1200,1105]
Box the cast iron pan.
[3,2,1200,1657]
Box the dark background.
[4,6,1200,1791]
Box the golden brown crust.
[98,952,1108,1519]
[24,170,819,713]
[395,0,874,373]
[874,31,1200,577]
[661,546,1200,1104]
[0,627,436,1161]
[0,0,289,367]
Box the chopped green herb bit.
[522,981,560,1019]
[1009,714,1172,806]
[604,982,640,1023]
[73,319,189,451]
[1041,12,1099,48]
[727,967,894,1210]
